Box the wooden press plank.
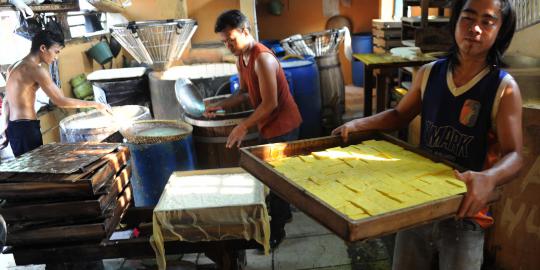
[0,200,102,223]
[0,143,120,174]
[239,132,474,242]
[88,146,130,192]
[0,181,92,201]
[7,223,106,246]
[104,184,132,239]
[0,146,129,184]
[97,164,132,210]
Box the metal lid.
[175,78,206,117]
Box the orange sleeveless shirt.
[238,43,302,139]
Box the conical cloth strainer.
[110,19,198,71]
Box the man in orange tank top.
[208,10,302,250]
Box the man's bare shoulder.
[254,52,278,72]
[9,60,47,82]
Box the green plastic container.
[87,41,113,65]
[73,81,94,99]
[70,73,87,88]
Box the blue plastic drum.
[229,71,294,96]
[123,120,197,207]
[281,58,322,139]
[352,33,373,86]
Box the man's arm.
[225,52,279,148]
[331,65,427,142]
[33,66,107,111]
[456,79,523,218]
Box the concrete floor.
[0,211,393,270]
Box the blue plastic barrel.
[280,58,322,139]
[124,120,197,207]
[229,71,294,96]
[352,33,373,87]
[261,39,285,57]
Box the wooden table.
[353,53,436,116]
[11,207,259,270]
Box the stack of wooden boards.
[372,19,402,54]
[0,143,132,247]
[268,140,466,220]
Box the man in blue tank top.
[333,0,522,269]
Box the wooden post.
[240,0,258,41]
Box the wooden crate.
[240,132,499,242]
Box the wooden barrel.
[485,104,540,269]
[316,52,345,134]
[183,95,258,169]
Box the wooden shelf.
[404,0,451,8]
[0,2,79,13]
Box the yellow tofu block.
[362,140,404,152]
[349,212,371,220]
[309,175,334,185]
[312,149,354,160]
[319,164,351,176]
[345,181,372,194]
[366,191,403,211]
[299,155,317,163]
[337,202,366,216]
[416,184,449,198]
[443,177,467,189]
[406,190,434,203]
[349,196,386,216]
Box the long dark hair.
[448,0,516,70]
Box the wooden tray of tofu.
[239,131,487,242]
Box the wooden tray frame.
[240,131,488,242]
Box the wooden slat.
[98,164,132,210]
[12,237,259,265]
[7,223,106,246]
[104,184,132,238]
[0,200,102,223]
[239,132,490,242]
[0,181,92,201]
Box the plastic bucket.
[87,41,113,65]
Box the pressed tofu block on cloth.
[151,168,270,270]
[268,140,466,220]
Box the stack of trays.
[372,19,402,54]
[0,143,132,247]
